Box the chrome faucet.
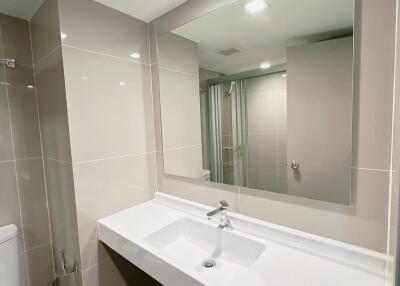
[206,200,232,229]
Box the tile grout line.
[163,144,202,152]
[72,151,157,165]
[0,27,31,286]
[62,44,151,65]
[29,20,57,282]
[158,65,199,78]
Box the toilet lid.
[0,224,18,244]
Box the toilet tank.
[0,224,21,286]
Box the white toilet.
[0,224,21,286]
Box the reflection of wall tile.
[159,68,202,149]
[158,31,199,75]
[164,145,203,179]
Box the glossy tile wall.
[157,31,204,179]
[246,72,287,193]
[0,13,53,286]
[154,0,397,253]
[30,0,81,285]
[56,0,159,285]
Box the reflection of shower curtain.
[209,84,224,182]
[231,80,248,187]
[208,81,248,185]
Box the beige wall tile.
[82,248,161,286]
[240,168,389,252]
[0,161,21,231]
[58,0,150,64]
[62,46,155,162]
[7,65,42,159]
[0,14,33,67]
[35,47,72,162]
[26,243,54,286]
[30,0,61,64]
[157,31,199,75]
[164,175,240,212]
[73,153,157,270]
[0,82,13,161]
[16,158,51,250]
[352,0,396,170]
[44,159,81,273]
[159,68,201,149]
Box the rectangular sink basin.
[144,218,265,282]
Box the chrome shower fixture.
[0,58,15,68]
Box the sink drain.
[202,259,216,268]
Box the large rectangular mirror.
[156,0,355,204]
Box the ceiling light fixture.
[119,81,126,86]
[260,62,271,69]
[130,53,141,59]
[281,73,287,77]
[27,85,34,89]
[245,0,267,14]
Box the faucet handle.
[219,200,229,209]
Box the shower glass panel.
[208,80,248,186]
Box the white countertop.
[97,192,388,286]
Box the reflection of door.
[209,81,248,186]
[286,37,353,204]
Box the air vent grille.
[218,48,241,56]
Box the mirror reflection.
[157,0,354,204]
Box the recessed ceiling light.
[81,76,88,80]
[130,53,141,59]
[119,81,126,86]
[245,0,267,14]
[260,62,271,69]
[60,32,67,40]
[27,85,34,89]
[281,73,287,77]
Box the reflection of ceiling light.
[281,73,287,77]
[27,85,34,89]
[130,53,141,59]
[245,0,267,14]
[260,62,271,69]
[119,82,126,86]
[61,32,67,40]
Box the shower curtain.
[208,80,248,186]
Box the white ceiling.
[0,0,187,22]
[0,0,45,20]
[93,0,188,22]
[173,0,354,74]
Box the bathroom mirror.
[156,0,355,204]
